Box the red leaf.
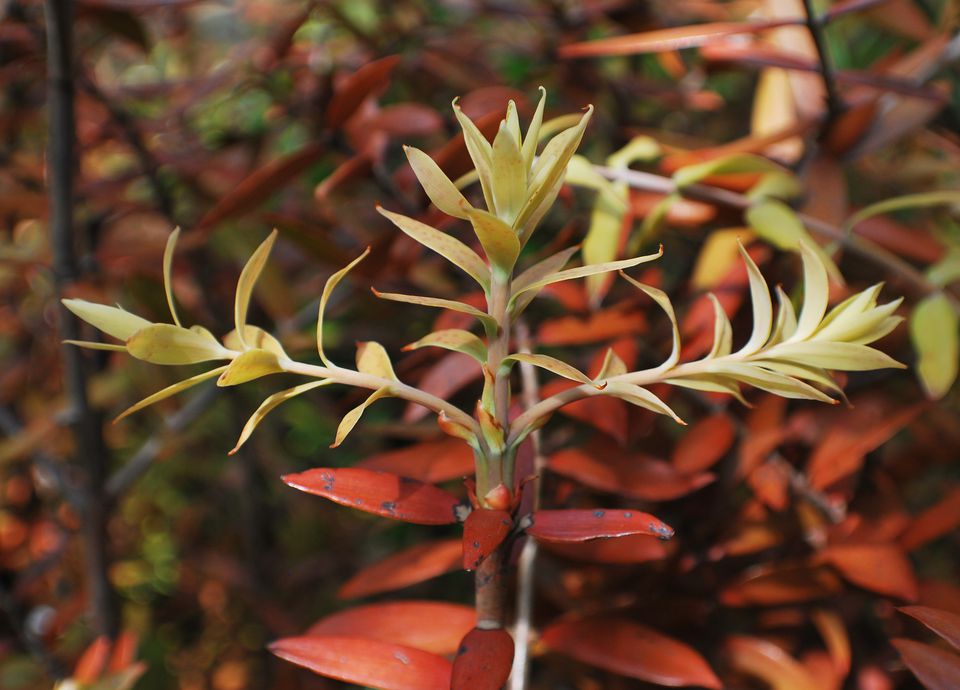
[338,539,462,599]
[270,636,451,690]
[356,438,475,483]
[549,442,715,501]
[559,19,803,58]
[542,379,628,444]
[462,509,513,570]
[900,487,960,551]
[364,103,444,137]
[899,606,960,650]
[816,543,918,601]
[404,352,483,422]
[196,143,324,230]
[282,468,462,525]
[74,636,110,683]
[673,413,736,474]
[538,308,646,346]
[307,601,475,655]
[542,534,669,564]
[327,55,401,128]
[451,628,514,690]
[542,616,722,689]
[891,638,960,690]
[721,565,843,606]
[526,509,673,543]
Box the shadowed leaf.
[338,539,462,599]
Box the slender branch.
[593,165,960,315]
[801,0,844,123]
[45,0,119,638]
[509,319,544,690]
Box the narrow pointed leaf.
[844,190,960,233]
[453,100,496,212]
[513,248,663,298]
[331,387,392,448]
[527,508,674,542]
[377,206,490,289]
[892,638,960,690]
[372,290,498,334]
[792,241,830,341]
[404,330,487,363]
[603,382,685,423]
[746,200,842,282]
[451,628,514,690]
[217,348,283,386]
[282,467,462,524]
[230,380,333,454]
[223,325,287,357]
[706,293,734,359]
[738,242,773,354]
[307,602,475,655]
[319,248,370,367]
[521,86,547,169]
[404,146,471,219]
[63,340,127,352]
[338,539,462,599]
[542,617,722,689]
[356,341,398,380]
[462,509,513,570]
[768,341,906,371]
[491,122,525,222]
[234,230,277,349]
[127,324,230,365]
[910,293,958,399]
[162,227,182,326]
[621,274,679,369]
[506,353,597,386]
[115,366,227,423]
[62,300,152,341]
[512,246,581,313]
[465,207,521,275]
[899,606,960,650]
[597,348,628,378]
[674,152,789,189]
[269,637,451,690]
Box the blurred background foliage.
[1,0,959,688]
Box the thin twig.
[509,319,544,690]
[44,0,119,638]
[802,0,844,123]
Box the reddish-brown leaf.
[891,638,960,690]
[404,352,484,422]
[338,539,462,599]
[726,635,821,690]
[806,402,921,490]
[900,487,960,551]
[526,509,673,543]
[270,636,451,690]
[462,509,513,570]
[816,543,918,601]
[559,19,803,58]
[327,55,401,128]
[542,533,669,564]
[899,606,960,650]
[538,308,647,346]
[721,565,843,606]
[542,616,722,689]
[673,413,736,474]
[197,143,324,230]
[852,214,946,264]
[549,442,715,501]
[451,628,514,690]
[542,379,628,443]
[282,468,462,525]
[307,601,475,655]
[356,439,475,484]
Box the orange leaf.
[356,438,475,484]
[900,487,960,552]
[283,468,463,525]
[726,635,820,690]
[542,616,722,689]
[462,509,513,570]
[451,628,514,690]
[270,636,451,690]
[673,413,736,474]
[541,534,668,564]
[816,543,918,601]
[338,539,462,599]
[307,601,475,655]
[526,509,673,542]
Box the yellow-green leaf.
[738,242,773,355]
[512,246,581,315]
[318,248,370,367]
[603,382,684,424]
[505,353,598,386]
[127,324,231,365]
[706,362,834,402]
[223,325,287,357]
[163,227,183,326]
[403,329,487,362]
[512,247,663,299]
[404,146,471,219]
[356,341,397,380]
[583,183,629,302]
[666,375,747,404]
[692,229,754,290]
[63,340,127,352]
[217,349,284,387]
[521,86,547,169]
[230,380,334,454]
[491,120,526,222]
[765,341,906,371]
[844,190,960,233]
[332,386,392,448]
[453,99,496,212]
[791,241,829,341]
[115,366,227,423]
[465,207,521,276]
[910,293,958,399]
[707,293,733,359]
[673,153,789,189]
[62,299,152,341]
[745,200,842,283]
[234,229,278,348]
[620,274,679,370]
[372,289,498,335]
[377,206,490,289]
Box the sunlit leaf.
[372,290,498,335]
[356,341,398,380]
[603,382,685,423]
[319,248,370,367]
[115,366,227,423]
[404,145,471,219]
[490,121,525,223]
[222,325,287,358]
[910,293,958,399]
[745,200,842,282]
[217,348,283,386]
[331,386,393,448]
[464,207,521,276]
[453,99,496,212]
[230,380,333,454]
[737,241,773,355]
[620,274,678,370]
[62,299,152,341]
[127,324,231,365]
[234,229,278,349]
[512,247,663,301]
[521,86,546,169]
[403,329,487,363]
[505,353,597,386]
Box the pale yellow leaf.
[404,146,471,219]
[223,325,287,357]
[62,299,152,341]
[791,241,829,341]
[163,227,183,326]
[597,348,628,378]
[234,229,278,348]
[692,229,755,290]
[604,382,685,424]
[491,121,526,222]
[115,366,227,423]
[332,386,392,448]
[620,274,679,370]
[218,348,284,387]
[453,99,496,212]
[910,293,958,399]
[356,341,397,380]
[506,353,597,386]
[127,324,231,365]
[403,329,487,362]
[231,380,334,454]
[737,242,773,355]
[371,289,498,335]
[707,293,734,359]
[512,247,663,299]
[318,248,370,367]
[521,87,547,169]
[465,207,521,276]
[745,200,842,283]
